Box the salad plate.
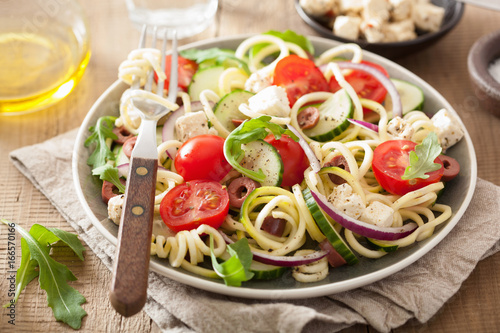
[73,34,477,299]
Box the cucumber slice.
[214,89,254,132]
[198,58,218,69]
[391,78,424,114]
[249,260,289,280]
[114,146,129,167]
[240,140,283,186]
[112,144,121,162]
[156,125,163,146]
[219,251,288,280]
[188,65,225,101]
[366,238,399,252]
[302,188,359,265]
[302,89,353,142]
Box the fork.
[109,25,178,317]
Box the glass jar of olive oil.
[0,0,90,115]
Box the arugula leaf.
[9,238,39,306]
[84,116,117,169]
[92,164,126,193]
[223,116,297,182]
[31,224,87,261]
[402,132,443,180]
[180,48,251,74]
[251,30,314,58]
[32,224,61,252]
[6,224,87,308]
[1,220,87,329]
[209,236,254,287]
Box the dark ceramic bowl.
[295,0,464,59]
[468,29,500,118]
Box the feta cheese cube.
[384,19,417,42]
[363,0,390,22]
[412,3,445,32]
[244,69,272,94]
[247,85,291,118]
[387,116,415,140]
[175,111,211,142]
[431,108,464,151]
[328,183,365,219]
[360,201,394,227]
[339,0,364,14]
[360,18,386,43]
[389,0,412,22]
[334,15,362,40]
[108,194,124,225]
[299,0,337,17]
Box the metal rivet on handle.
[136,166,148,176]
[131,205,144,216]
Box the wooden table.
[1,1,499,332]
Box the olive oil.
[0,25,90,115]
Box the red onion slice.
[310,190,417,241]
[117,163,130,178]
[161,107,184,159]
[286,124,321,173]
[252,249,328,267]
[347,118,379,133]
[219,231,328,267]
[336,61,402,119]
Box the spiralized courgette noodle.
[101,32,460,284]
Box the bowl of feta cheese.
[295,0,464,59]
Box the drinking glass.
[125,0,219,39]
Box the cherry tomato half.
[273,55,330,107]
[264,134,309,187]
[174,134,232,182]
[329,60,389,114]
[372,140,444,196]
[159,180,229,232]
[155,55,198,91]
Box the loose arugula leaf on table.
[180,48,251,74]
[1,219,87,329]
[8,223,70,306]
[223,116,297,183]
[251,30,315,58]
[402,132,443,180]
[34,224,86,261]
[10,238,39,306]
[84,116,117,169]
[8,223,87,307]
[209,235,254,287]
[92,164,126,193]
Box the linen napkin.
[9,129,500,333]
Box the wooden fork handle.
[109,157,157,317]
